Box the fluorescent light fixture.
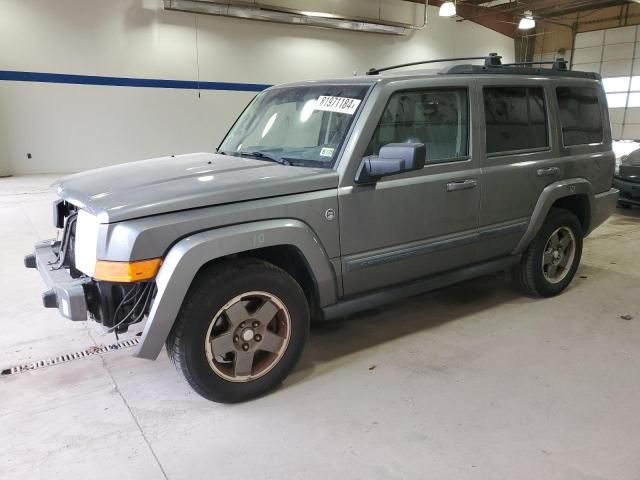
[163,0,409,35]
[439,1,456,17]
[478,0,511,6]
[518,11,535,30]
[300,11,339,18]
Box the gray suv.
[25,54,618,403]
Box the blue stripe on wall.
[0,70,271,92]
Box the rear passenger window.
[556,87,603,146]
[484,87,548,154]
[365,88,469,163]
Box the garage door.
[572,25,640,141]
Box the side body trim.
[135,219,337,360]
[344,220,527,273]
[322,256,519,321]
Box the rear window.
[556,86,603,146]
[484,87,548,154]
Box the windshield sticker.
[320,147,335,157]
[314,96,361,115]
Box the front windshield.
[219,84,371,168]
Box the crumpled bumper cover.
[24,239,91,321]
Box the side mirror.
[355,143,426,184]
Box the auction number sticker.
[314,96,361,115]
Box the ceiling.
[413,0,635,37]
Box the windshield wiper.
[238,151,291,166]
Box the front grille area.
[50,202,156,333]
[85,280,156,333]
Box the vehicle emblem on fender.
[325,208,336,221]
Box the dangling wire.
[103,283,154,336]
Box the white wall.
[0,0,514,175]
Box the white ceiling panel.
[609,108,626,123]
[603,42,635,61]
[601,60,632,77]
[574,30,605,48]
[604,25,637,45]
[574,26,639,140]
[572,62,601,73]
[622,123,640,139]
[572,46,603,64]
[612,123,623,139]
[623,107,640,123]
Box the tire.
[166,259,309,403]
[512,208,583,298]
[617,201,632,209]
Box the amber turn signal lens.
[94,258,162,282]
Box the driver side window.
[365,88,469,163]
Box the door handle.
[446,179,477,192]
[537,167,560,177]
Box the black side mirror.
[355,143,426,184]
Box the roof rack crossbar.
[500,58,568,71]
[366,52,502,75]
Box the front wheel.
[166,259,309,403]
[512,208,583,298]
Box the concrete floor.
[1,175,639,480]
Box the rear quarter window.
[556,86,604,146]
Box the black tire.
[166,259,309,403]
[512,208,583,298]
[617,201,632,209]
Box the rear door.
[475,79,561,261]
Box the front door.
[338,84,481,296]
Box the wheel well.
[551,194,590,232]
[239,245,321,317]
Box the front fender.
[134,219,337,360]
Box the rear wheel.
[512,208,583,298]
[166,259,309,403]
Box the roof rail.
[443,62,600,80]
[366,52,502,75]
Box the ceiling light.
[439,1,456,17]
[300,11,339,18]
[518,11,535,30]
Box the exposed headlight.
[75,210,100,277]
[75,210,161,282]
[615,162,620,176]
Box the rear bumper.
[590,188,619,233]
[25,239,91,321]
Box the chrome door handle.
[537,167,559,177]
[446,179,477,192]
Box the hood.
[620,149,640,181]
[54,152,339,223]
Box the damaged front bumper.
[24,239,91,321]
